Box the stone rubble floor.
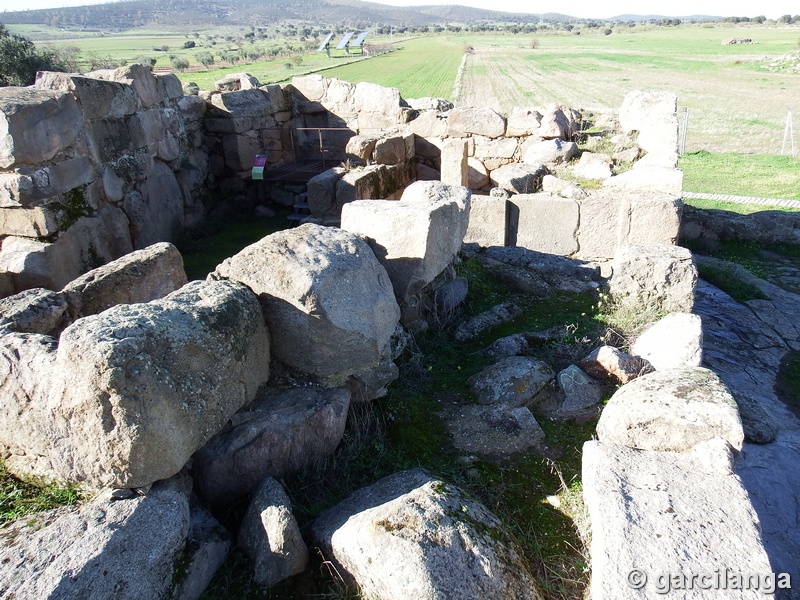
[694,266,800,599]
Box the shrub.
[171,57,189,72]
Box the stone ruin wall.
[0,67,687,296]
[0,65,210,295]
[0,69,778,599]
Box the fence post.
[679,107,689,155]
[781,111,795,157]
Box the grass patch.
[695,260,769,302]
[680,151,800,201]
[682,196,800,214]
[0,461,81,526]
[686,238,800,296]
[776,350,800,417]
[176,210,290,280]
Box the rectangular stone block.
[576,190,631,260]
[463,195,506,248]
[510,193,579,256]
[36,72,139,120]
[440,138,468,187]
[628,193,682,246]
[0,206,59,238]
[583,440,772,600]
[0,88,84,169]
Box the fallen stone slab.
[47,279,271,489]
[193,386,350,510]
[340,181,471,308]
[0,287,68,336]
[60,241,187,321]
[523,138,578,166]
[468,356,554,406]
[173,499,233,600]
[476,255,551,297]
[454,301,523,342]
[0,472,192,600]
[447,107,506,138]
[631,312,703,371]
[443,403,544,456]
[481,246,601,294]
[312,468,543,600]
[555,365,604,418]
[490,163,548,195]
[597,367,744,452]
[583,439,773,600]
[238,477,308,588]
[482,326,567,359]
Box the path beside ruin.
[683,191,800,210]
[693,270,800,599]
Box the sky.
[0,0,796,19]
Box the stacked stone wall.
[0,65,209,294]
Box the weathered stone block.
[505,107,542,137]
[373,136,406,164]
[0,287,67,336]
[238,477,308,588]
[35,71,139,120]
[341,181,470,306]
[0,88,83,169]
[523,139,578,166]
[609,244,697,312]
[60,241,187,320]
[474,136,518,160]
[447,107,506,138]
[194,386,350,509]
[576,190,630,260]
[125,161,184,249]
[509,193,579,256]
[0,206,59,238]
[440,138,468,187]
[221,133,262,172]
[313,469,543,600]
[628,193,682,246]
[463,195,506,247]
[47,280,271,489]
[490,163,547,194]
[631,312,703,371]
[211,224,400,398]
[307,167,344,217]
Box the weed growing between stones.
[52,186,92,232]
[0,460,81,526]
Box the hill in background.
[0,0,578,30]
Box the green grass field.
[680,151,800,201]
[317,36,465,100]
